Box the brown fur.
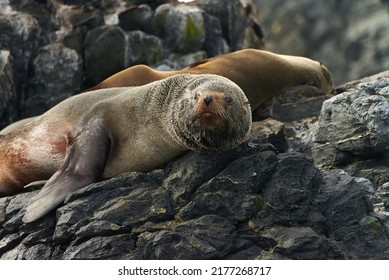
[0,74,251,222]
[86,49,334,110]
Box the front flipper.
[23,118,112,223]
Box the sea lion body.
[0,74,251,222]
[87,49,334,110]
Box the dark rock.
[0,50,15,125]
[63,234,135,260]
[1,148,389,260]
[136,215,236,260]
[270,85,334,122]
[84,26,162,87]
[314,170,389,259]
[58,5,105,55]
[0,12,42,109]
[196,0,264,51]
[312,78,389,186]
[56,0,99,5]
[258,227,345,260]
[24,43,82,117]
[119,5,154,33]
[84,26,126,86]
[250,119,287,153]
[165,51,207,69]
[6,0,56,31]
[153,3,205,53]
[201,12,230,57]
[125,31,163,66]
[251,153,322,231]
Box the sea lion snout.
[203,95,213,106]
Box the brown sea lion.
[86,48,334,110]
[0,74,251,223]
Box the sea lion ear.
[22,118,112,223]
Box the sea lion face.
[168,75,252,152]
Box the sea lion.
[86,48,334,110]
[0,49,333,135]
[0,74,251,223]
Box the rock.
[0,50,15,125]
[313,170,389,259]
[25,43,82,117]
[125,31,163,66]
[56,0,99,5]
[196,0,264,51]
[0,12,42,107]
[84,25,127,87]
[165,51,207,69]
[153,3,205,53]
[250,119,287,153]
[84,26,162,87]
[2,142,388,260]
[250,153,322,231]
[57,5,105,54]
[118,5,154,33]
[312,78,389,186]
[136,215,236,260]
[269,85,334,122]
[201,12,230,57]
[258,227,344,260]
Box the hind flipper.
[23,118,112,223]
[24,180,48,189]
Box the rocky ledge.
[0,142,386,260]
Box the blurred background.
[256,0,389,85]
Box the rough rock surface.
[1,143,388,260]
[312,78,389,187]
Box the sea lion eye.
[194,92,200,100]
[224,97,233,105]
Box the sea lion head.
[166,74,252,153]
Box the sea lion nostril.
[203,95,213,105]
